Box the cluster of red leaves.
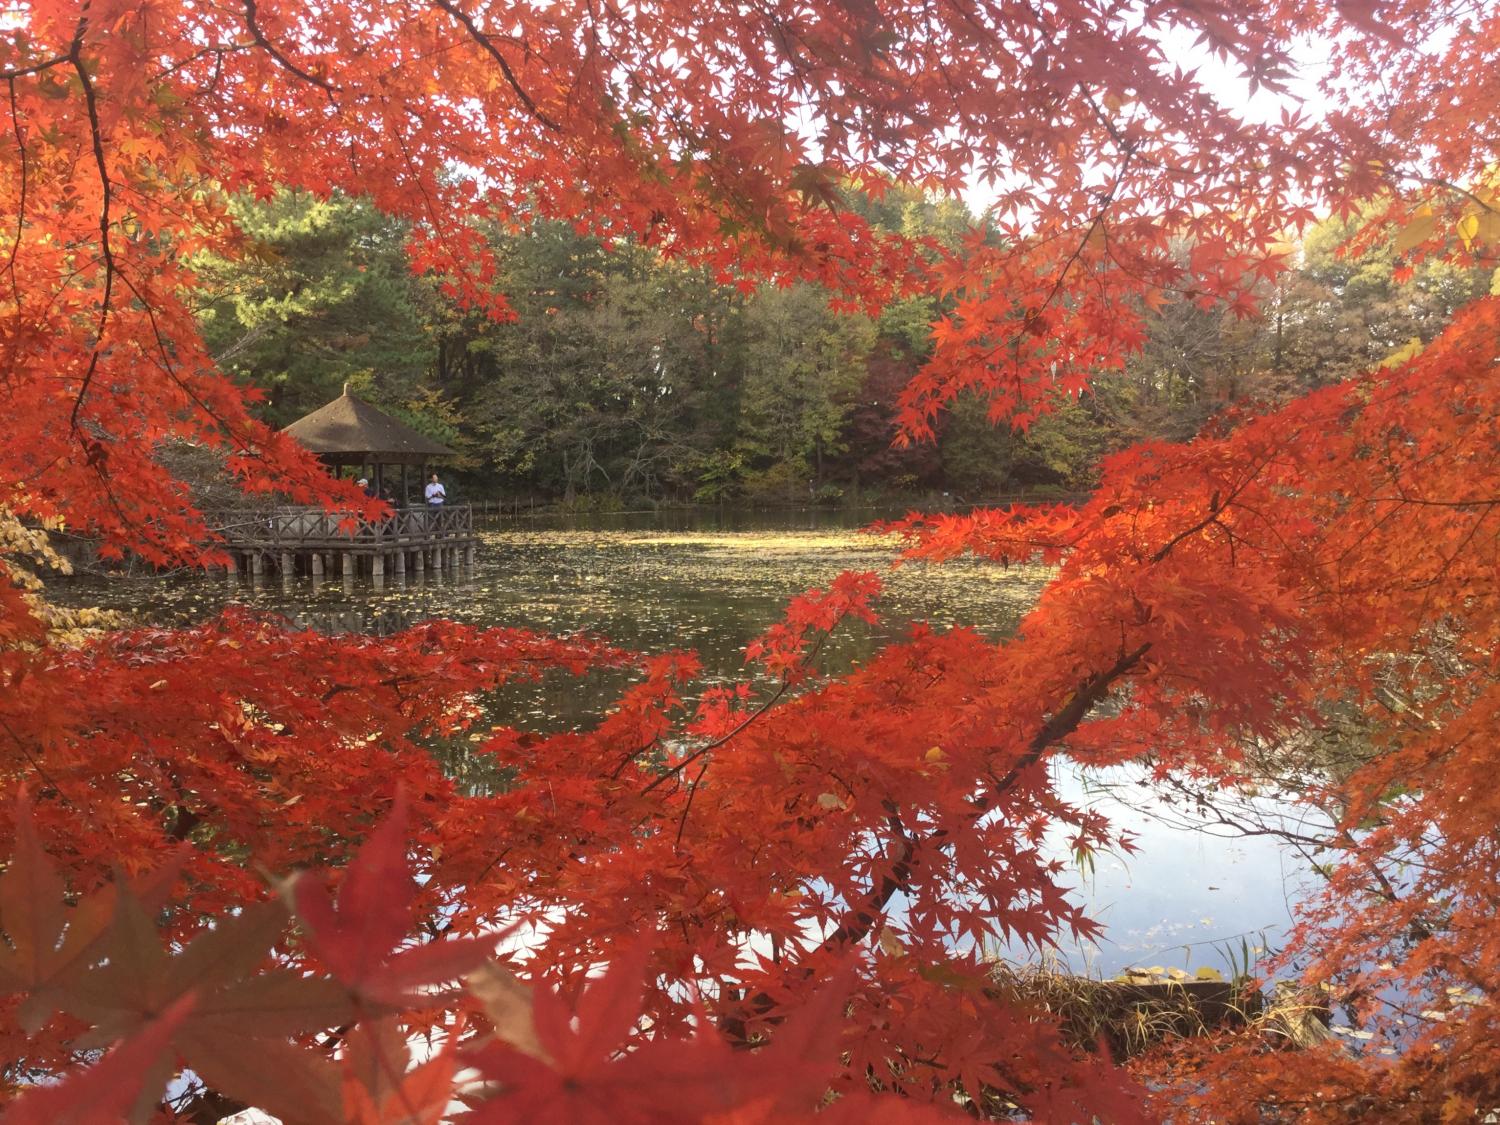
[894,295,1500,1120]
[0,542,1162,1118]
[13,281,1497,1115]
[2,789,987,1125]
[9,0,1496,550]
[4,0,1500,1119]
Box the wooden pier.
[210,504,478,585]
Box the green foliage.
[195,196,1493,507]
[1273,210,1492,388]
[737,285,875,485]
[195,192,437,427]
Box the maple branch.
[1397,171,1500,217]
[0,717,75,812]
[717,642,1153,1044]
[673,759,711,853]
[1365,495,1500,509]
[4,78,26,296]
[0,53,71,80]
[1148,454,1275,564]
[114,268,298,483]
[987,641,1154,803]
[67,17,115,439]
[430,0,562,132]
[241,0,338,93]
[152,42,251,83]
[822,642,1152,951]
[1009,147,1134,350]
[639,680,792,796]
[640,628,832,796]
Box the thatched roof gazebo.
[210,384,475,585]
[283,384,453,505]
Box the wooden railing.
[205,504,474,547]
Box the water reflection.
[1045,765,1306,975]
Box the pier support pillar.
[341,553,354,580]
[393,550,405,576]
[250,553,264,578]
[372,554,384,580]
[413,549,424,578]
[311,553,324,578]
[280,552,293,578]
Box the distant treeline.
[197,190,1490,507]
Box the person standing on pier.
[425,473,447,508]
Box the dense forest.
[200,190,1492,507]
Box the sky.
[962,23,1337,216]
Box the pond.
[54,509,1309,977]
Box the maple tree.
[3,0,1500,1120]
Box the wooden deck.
[209,504,478,582]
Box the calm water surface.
[57,509,1306,976]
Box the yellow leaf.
[1380,336,1423,369]
[1393,208,1437,255]
[1476,209,1500,246]
[1457,212,1480,249]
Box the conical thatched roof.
[282,385,454,465]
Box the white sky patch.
[961,24,1337,217]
